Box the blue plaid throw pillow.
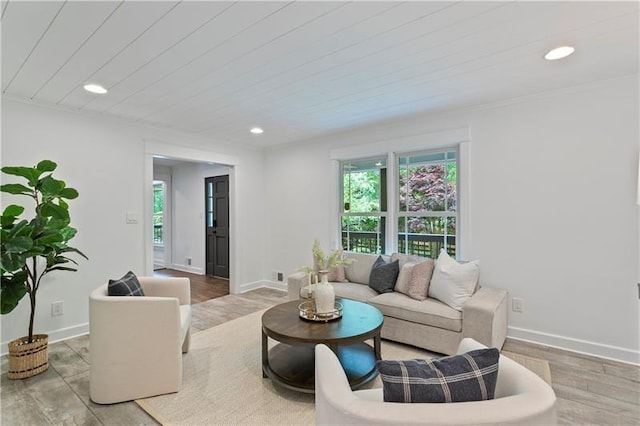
[108,271,145,296]
[377,348,499,403]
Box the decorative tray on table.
[298,301,343,322]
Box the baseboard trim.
[1,323,89,356]
[238,280,286,293]
[508,326,640,365]
[169,264,204,275]
[263,281,288,292]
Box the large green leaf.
[3,236,33,253]
[0,273,28,314]
[36,160,57,172]
[7,220,32,238]
[1,167,40,186]
[35,231,63,245]
[40,202,69,220]
[40,176,65,197]
[1,214,18,228]
[2,205,24,217]
[59,188,78,200]
[59,226,77,240]
[0,183,32,195]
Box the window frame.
[339,156,388,254]
[153,182,165,246]
[396,147,459,258]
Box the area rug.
[136,309,551,425]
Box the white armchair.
[315,338,556,425]
[89,276,191,404]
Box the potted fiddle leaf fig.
[0,160,87,379]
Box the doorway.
[205,175,229,278]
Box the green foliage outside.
[342,159,457,255]
[153,184,163,243]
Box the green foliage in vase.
[0,160,87,343]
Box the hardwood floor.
[1,288,638,425]
[153,268,229,303]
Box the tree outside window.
[341,158,386,254]
[153,182,164,244]
[398,150,457,257]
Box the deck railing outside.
[342,231,455,258]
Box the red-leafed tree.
[399,163,456,234]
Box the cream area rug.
[136,309,551,425]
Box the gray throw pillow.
[377,348,499,403]
[368,256,399,294]
[108,271,145,296]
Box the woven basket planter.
[7,334,49,379]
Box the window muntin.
[397,149,457,257]
[153,182,164,245]
[340,158,387,254]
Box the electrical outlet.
[186,257,192,266]
[512,297,524,313]
[277,272,284,282]
[51,301,64,317]
[272,271,284,282]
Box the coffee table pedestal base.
[262,341,378,393]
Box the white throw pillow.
[428,250,479,311]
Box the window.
[398,149,457,257]
[339,148,458,258]
[153,182,164,244]
[340,157,387,254]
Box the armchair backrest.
[315,338,557,425]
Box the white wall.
[170,163,230,274]
[264,76,639,363]
[1,99,267,349]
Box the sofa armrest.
[462,286,508,349]
[287,271,308,301]
[138,277,190,305]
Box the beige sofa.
[315,338,557,425]
[89,276,191,404]
[288,252,507,355]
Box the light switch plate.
[126,212,139,224]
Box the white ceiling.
[2,1,638,148]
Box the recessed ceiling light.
[83,83,108,94]
[544,46,575,61]
[250,127,264,134]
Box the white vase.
[314,271,335,314]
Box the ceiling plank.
[2,1,65,92]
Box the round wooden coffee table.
[261,298,383,393]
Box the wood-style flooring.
[1,287,638,425]
[153,268,229,303]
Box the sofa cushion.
[368,292,462,332]
[429,250,479,311]
[393,262,416,295]
[368,257,399,294]
[344,252,389,285]
[391,252,428,268]
[377,348,499,403]
[405,258,435,301]
[332,282,379,302]
[327,266,347,282]
[108,271,145,296]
